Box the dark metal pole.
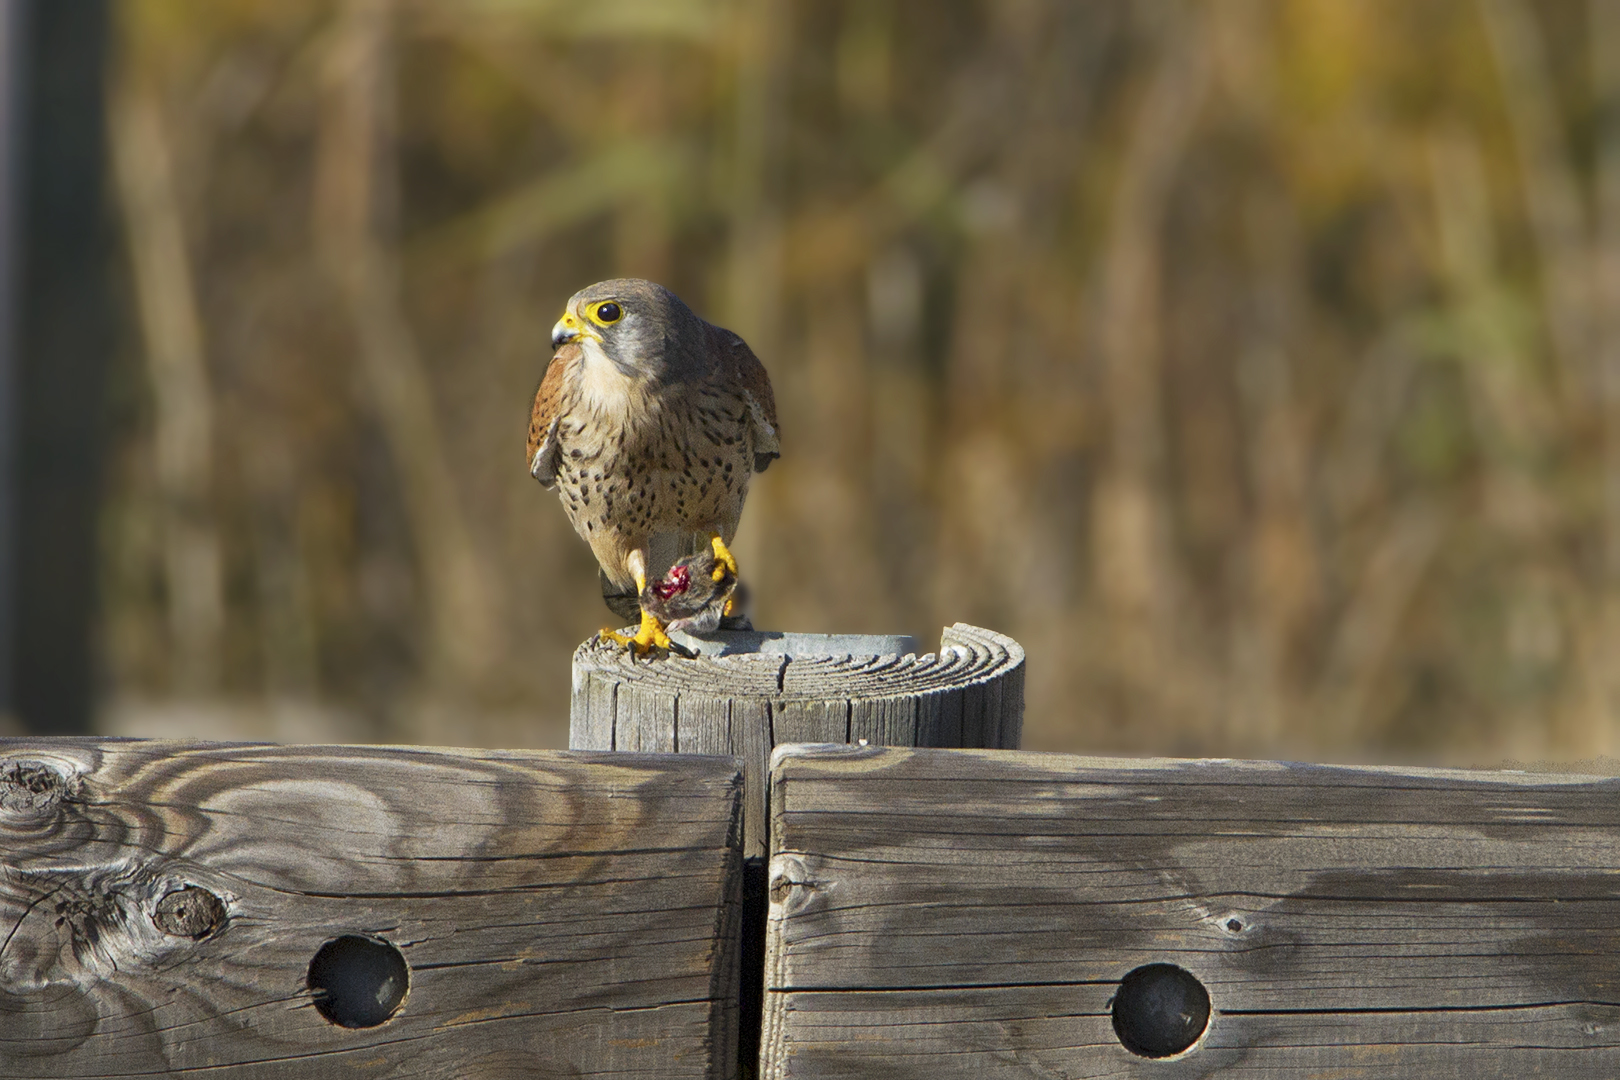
[9,0,113,733]
[0,0,24,726]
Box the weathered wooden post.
[569,622,1025,859]
[571,622,1024,1078]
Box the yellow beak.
[551,310,600,348]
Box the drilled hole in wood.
[307,935,409,1028]
[153,886,225,939]
[1111,963,1210,1058]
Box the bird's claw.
[706,534,743,616]
[709,534,740,582]
[601,609,690,659]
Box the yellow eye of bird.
[592,301,623,325]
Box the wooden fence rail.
[5,626,1618,1077]
[764,744,1620,1079]
[0,741,743,1078]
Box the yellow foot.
[605,579,686,654]
[710,533,740,582]
[600,606,677,657]
[708,533,742,616]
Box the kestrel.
[527,278,779,654]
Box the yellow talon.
[601,611,676,656]
[600,569,676,656]
[710,533,740,582]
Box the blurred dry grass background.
[97,0,1620,764]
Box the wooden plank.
[771,700,847,745]
[763,745,1620,1078]
[770,991,1620,1078]
[955,675,990,749]
[848,696,917,747]
[569,668,616,750]
[0,739,743,1078]
[994,657,1024,749]
[617,682,678,752]
[734,697,773,861]
[680,694,734,758]
[912,687,963,748]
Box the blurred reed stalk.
[315,0,500,694]
[1420,133,1539,738]
[1091,2,1210,733]
[720,0,786,598]
[1232,195,1318,747]
[1591,0,1620,750]
[109,69,224,697]
[1484,0,1619,751]
[1480,0,1593,388]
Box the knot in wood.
[153,886,226,939]
[768,873,795,905]
[0,758,69,816]
[768,854,814,915]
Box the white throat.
[578,337,638,417]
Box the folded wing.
[526,344,576,488]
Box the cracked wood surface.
[0,740,743,1078]
[763,744,1620,1078]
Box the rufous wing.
[526,344,575,488]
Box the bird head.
[551,278,699,380]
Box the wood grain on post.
[0,739,743,1079]
[764,744,1620,1079]
[570,623,1024,859]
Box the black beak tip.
[551,329,569,349]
